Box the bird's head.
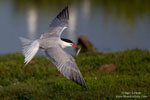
[61,38,78,48]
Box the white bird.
[20,7,86,88]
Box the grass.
[0,49,150,100]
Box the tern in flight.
[20,7,86,88]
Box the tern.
[20,7,86,88]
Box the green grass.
[0,49,150,100]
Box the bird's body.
[20,7,86,88]
[39,37,59,48]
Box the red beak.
[71,44,78,48]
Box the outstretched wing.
[41,6,69,39]
[43,46,86,88]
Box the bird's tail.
[20,37,39,66]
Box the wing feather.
[43,46,86,88]
[41,7,69,38]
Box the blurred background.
[0,0,150,55]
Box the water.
[0,0,150,55]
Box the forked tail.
[20,37,39,66]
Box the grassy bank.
[0,49,150,100]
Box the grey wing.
[41,7,69,38]
[43,46,86,88]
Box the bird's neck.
[60,40,71,48]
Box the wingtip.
[56,6,69,20]
[81,81,87,88]
[83,85,87,88]
[75,76,87,88]
[82,84,87,88]
[73,79,87,88]
[64,6,69,13]
[64,6,68,10]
